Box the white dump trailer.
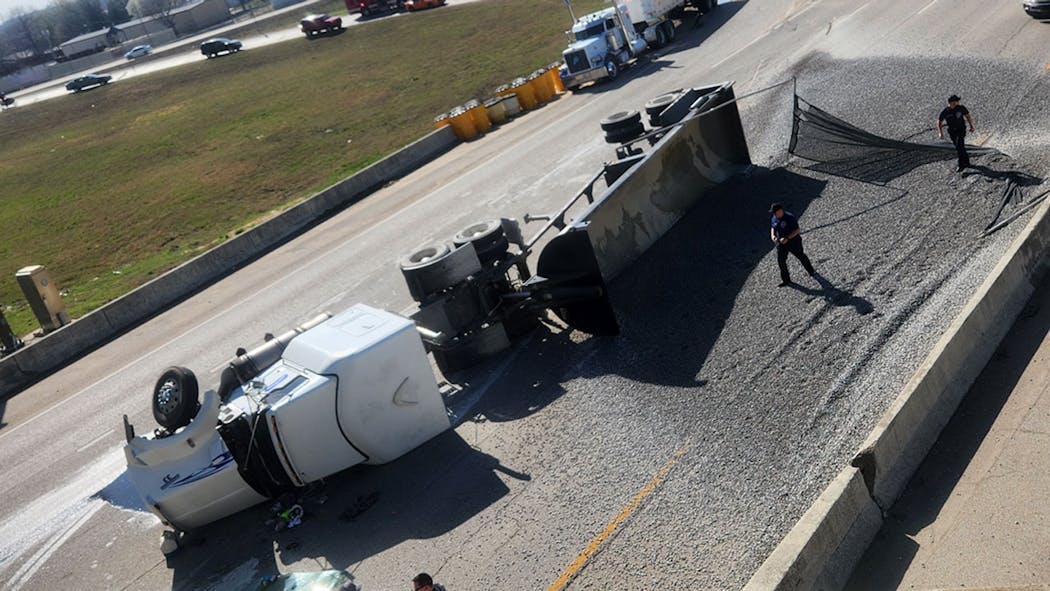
[123,82,751,553]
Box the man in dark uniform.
[770,203,815,287]
[937,94,976,172]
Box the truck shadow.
[165,430,523,590]
[461,166,829,427]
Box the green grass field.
[0,0,604,337]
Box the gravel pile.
[452,53,1050,588]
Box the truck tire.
[452,220,503,250]
[453,220,509,264]
[654,26,668,48]
[600,110,641,132]
[153,366,200,431]
[604,58,619,81]
[645,92,679,126]
[663,20,676,42]
[605,123,646,144]
[400,243,459,300]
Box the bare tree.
[125,0,184,35]
[7,8,45,57]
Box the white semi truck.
[123,82,752,552]
[559,0,718,90]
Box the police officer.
[770,203,815,286]
[937,94,976,172]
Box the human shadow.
[787,272,874,316]
[844,278,1050,589]
[155,430,523,590]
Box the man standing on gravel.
[769,203,816,287]
[937,94,976,172]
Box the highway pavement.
[1,1,1049,590]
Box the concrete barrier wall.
[0,125,457,400]
[743,468,882,591]
[745,194,1050,590]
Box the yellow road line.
[547,449,687,591]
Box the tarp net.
[788,95,998,184]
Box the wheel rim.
[461,222,493,239]
[409,247,442,263]
[155,379,181,416]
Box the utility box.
[0,308,23,355]
[16,265,70,332]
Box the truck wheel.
[654,26,667,48]
[453,220,509,264]
[401,243,467,300]
[645,92,679,126]
[153,366,200,431]
[604,59,619,81]
[452,220,503,250]
[663,20,677,42]
[605,123,646,144]
[600,110,641,132]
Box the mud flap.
[535,228,619,336]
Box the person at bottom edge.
[412,572,447,591]
[769,202,816,287]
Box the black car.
[1024,0,1050,18]
[65,73,112,92]
[200,38,242,58]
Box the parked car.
[124,44,152,60]
[348,0,402,17]
[403,0,445,11]
[300,14,343,37]
[200,38,242,58]
[65,73,112,92]
[1023,0,1050,18]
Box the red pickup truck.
[299,14,343,37]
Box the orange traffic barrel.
[528,70,553,103]
[547,61,566,93]
[464,99,492,133]
[434,111,452,129]
[446,105,478,140]
[484,97,508,125]
[508,77,537,110]
[536,68,557,99]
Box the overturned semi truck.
[123,82,751,550]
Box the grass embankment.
[0,0,603,337]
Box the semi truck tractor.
[559,0,718,90]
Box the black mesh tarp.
[789,95,998,184]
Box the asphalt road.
[7,0,479,107]
[2,1,1049,590]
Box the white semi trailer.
[559,0,718,90]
